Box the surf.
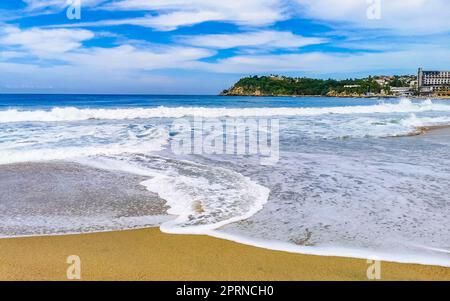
[0,99,449,123]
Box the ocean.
[0,94,449,267]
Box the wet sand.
[416,124,450,135]
[0,228,449,281]
[0,162,168,237]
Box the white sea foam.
[0,124,169,165]
[1,99,450,122]
[79,155,270,235]
[82,153,450,267]
[5,106,450,168]
[205,231,450,267]
[400,113,450,128]
[202,148,450,267]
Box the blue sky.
[1,0,450,94]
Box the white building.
[418,68,450,95]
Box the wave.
[0,125,169,165]
[79,155,270,235]
[271,113,450,140]
[1,99,450,122]
[2,112,450,166]
[400,113,450,129]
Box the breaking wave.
[1,99,449,122]
[79,155,270,235]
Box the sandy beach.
[0,228,449,281]
[1,103,450,281]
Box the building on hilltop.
[418,68,450,96]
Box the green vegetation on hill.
[220,75,415,97]
[388,75,412,88]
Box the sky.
[0,0,450,94]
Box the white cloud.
[293,0,450,34]
[178,30,326,49]
[23,0,106,12]
[0,60,180,93]
[62,0,288,30]
[0,26,217,93]
[22,0,67,11]
[63,44,215,70]
[0,26,214,69]
[20,0,450,35]
[0,26,95,55]
[196,44,450,75]
[0,51,29,60]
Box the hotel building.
[418,68,450,96]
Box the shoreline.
[1,128,450,278]
[416,124,450,134]
[219,94,450,99]
[2,218,449,268]
[0,228,449,281]
[1,100,450,280]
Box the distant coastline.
[220,93,450,99]
[220,74,429,98]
